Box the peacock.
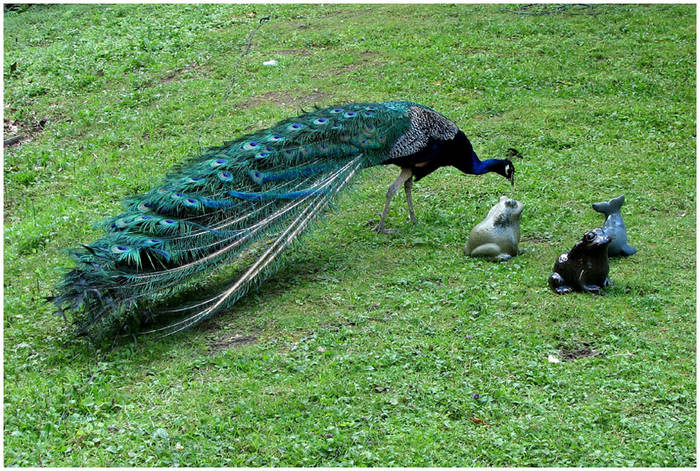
[51,101,515,341]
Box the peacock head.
[496,159,515,186]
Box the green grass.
[4,3,696,466]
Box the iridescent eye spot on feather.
[172,192,185,199]
[362,124,376,136]
[287,123,303,132]
[343,111,357,118]
[160,219,178,227]
[210,158,228,168]
[138,201,153,212]
[299,146,311,157]
[183,198,199,207]
[313,118,329,125]
[255,151,270,159]
[330,108,344,113]
[283,149,297,159]
[365,105,378,111]
[376,135,387,144]
[267,135,284,142]
[218,171,233,182]
[249,170,264,184]
[136,215,152,222]
[115,217,133,228]
[111,245,130,254]
[363,111,375,118]
[242,141,258,150]
[319,143,330,153]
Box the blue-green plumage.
[51,101,514,341]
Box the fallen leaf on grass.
[471,417,491,428]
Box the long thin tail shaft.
[140,155,364,337]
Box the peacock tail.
[52,101,429,341]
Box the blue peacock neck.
[474,159,500,175]
[451,132,505,178]
[472,155,503,175]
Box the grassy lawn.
[3,3,696,466]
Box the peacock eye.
[585,232,595,241]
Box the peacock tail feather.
[52,101,421,341]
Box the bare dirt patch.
[208,334,258,352]
[288,21,311,30]
[4,118,47,147]
[359,50,379,58]
[162,63,200,83]
[315,52,387,79]
[559,341,601,361]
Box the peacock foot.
[371,224,394,234]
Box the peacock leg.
[404,176,417,224]
[372,167,413,234]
